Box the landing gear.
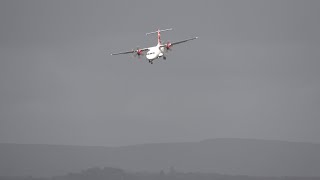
[149,60,153,64]
[163,56,166,60]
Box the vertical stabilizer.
[146,28,173,45]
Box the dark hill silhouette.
[1,139,320,177]
[1,167,320,180]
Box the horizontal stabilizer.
[146,28,173,35]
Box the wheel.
[163,56,166,60]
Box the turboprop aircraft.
[110,28,198,64]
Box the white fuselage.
[146,44,165,60]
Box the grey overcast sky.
[0,0,320,147]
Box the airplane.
[110,28,198,64]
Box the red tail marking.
[157,29,161,44]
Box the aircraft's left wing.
[164,37,198,47]
[110,48,149,56]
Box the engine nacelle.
[165,42,172,50]
[136,49,143,55]
[132,48,144,58]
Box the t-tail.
[146,28,173,45]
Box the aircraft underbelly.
[146,54,157,60]
[146,49,161,60]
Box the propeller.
[164,41,172,52]
[132,47,144,59]
[131,47,144,63]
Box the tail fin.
[146,28,173,45]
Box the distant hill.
[2,167,320,180]
[1,139,320,177]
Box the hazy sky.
[0,0,320,147]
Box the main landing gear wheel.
[149,60,153,64]
[163,56,166,60]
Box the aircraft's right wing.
[110,48,149,56]
[111,50,135,56]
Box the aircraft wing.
[110,48,149,56]
[168,37,198,46]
